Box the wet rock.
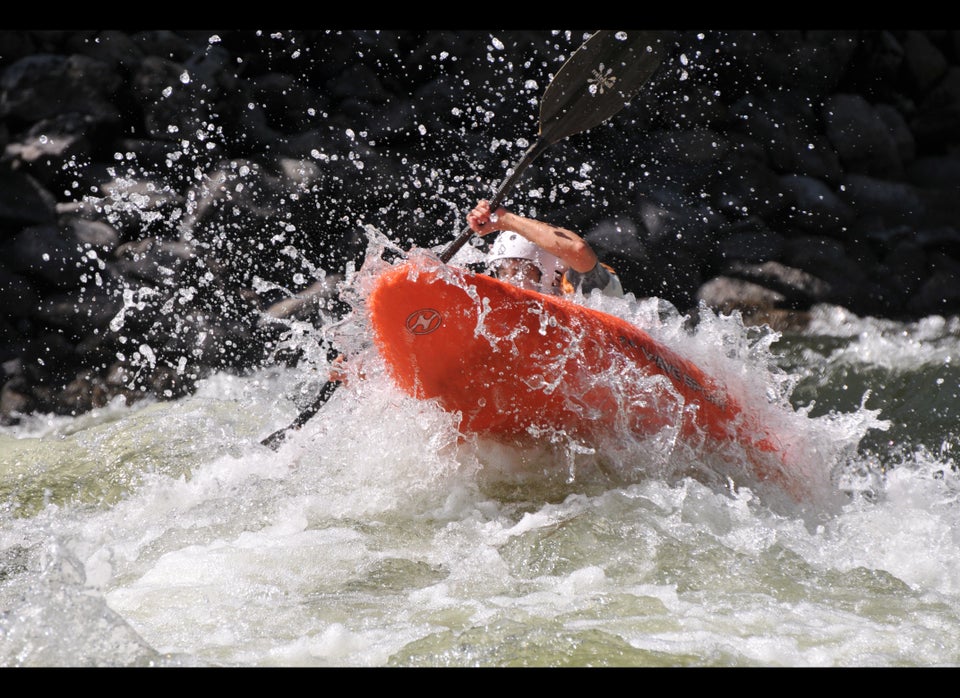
[906,254,960,316]
[709,152,788,220]
[907,154,960,188]
[696,275,812,332]
[65,217,120,253]
[724,260,832,308]
[730,90,844,183]
[0,169,58,227]
[716,221,786,265]
[881,236,928,298]
[3,223,90,289]
[0,53,122,125]
[901,30,949,95]
[835,174,925,227]
[0,269,40,318]
[823,93,905,178]
[2,113,108,187]
[1,375,35,424]
[778,174,857,235]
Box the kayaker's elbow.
[568,240,599,273]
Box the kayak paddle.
[439,29,666,263]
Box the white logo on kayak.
[618,334,729,410]
[588,63,616,95]
[405,309,442,335]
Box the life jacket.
[561,263,623,297]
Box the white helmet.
[486,232,566,292]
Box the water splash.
[334,241,887,524]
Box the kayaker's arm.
[466,200,599,274]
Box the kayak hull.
[367,256,803,499]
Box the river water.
[2,249,958,667]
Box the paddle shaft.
[261,30,665,449]
[439,138,550,264]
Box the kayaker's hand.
[328,354,349,385]
[467,199,508,237]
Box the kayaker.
[465,199,623,297]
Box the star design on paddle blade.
[588,63,617,95]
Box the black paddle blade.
[260,379,342,450]
[539,30,666,145]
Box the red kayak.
[367,254,810,501]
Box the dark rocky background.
[2,29,960,424]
